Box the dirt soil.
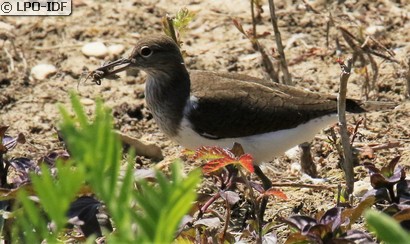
[1,0,410,242]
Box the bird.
[96,34,366,165]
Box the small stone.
[108,44,125,56]
[353,180,372,197]
[285,145,300,160]
[31,64,57,80]
[365,25,385,36]
[80,98,95,106]
[290,162,302,175]
[81,42,108,58]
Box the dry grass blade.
[406,58,410,98]
[232,18,279,83]
[267,0,292,85]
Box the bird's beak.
[87,57,135,84]
[99,57,134,75]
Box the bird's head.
[98,35,185,77]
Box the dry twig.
[232,19,280,82]
[269,182,336,191]
[268,0,292,85]
[337,58,354,195]
[406,58,410,98]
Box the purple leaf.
[220,190,240,206]
[370,173,390,188]
[8,157,38,187]
[305,224,331,240]
[9,157,36,172]
[364,188,391,203]
[249,181,264,193]
[381,156,401,177]
[339,229,375,243]
[319,207,341,226]
[39,150,70,166]
[386,166,406,183]
[363,163,380,174]
[67,196,105,237]
[281,215,317,231]
[397,180,410,201]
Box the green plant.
[14,161,85,242]
[365,209,410,243]
[162,8,196,47]
[134,162,201,243]
[13,93,201,243]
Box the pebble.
[31,64,57,80]
[108,44,125,56]
[365,25,385,36]
[353,180,372,197]
[290,162,302,175]
[80,98,95,106]
[285,145,300,160]
[81,42,108,58]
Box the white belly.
[172,114,338,163]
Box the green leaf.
[173,8,196,33]
[29,160,84,234]
[15,190,50,242]
[365,209,410,243]
[134,161,201,243]
[16,91,202,243]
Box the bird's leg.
[254,165,272,224]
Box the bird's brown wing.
[187,71,341,139]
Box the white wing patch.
[172,114,338,164]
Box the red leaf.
[202,158,235,174]
[238,154,254,173]
[336,57,344,65]
[264,188,288,200]
[195,146,254,174]
[194,146,235,161]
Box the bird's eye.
[140,46,153,58]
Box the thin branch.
[356,141,401,152]
[221,198,231,243]
[267,0,292,85]
[250,0,257,37]
[232,19,279,82]
[337,58,354,195]
[350,118,364,144]
[162,15,179,47]
[407,58,410,98]
[269,182,336,191]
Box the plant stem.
[337,58,354,195]
[250,0,256,37]
[267,0,292,85]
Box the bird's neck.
[145,64,191,137]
